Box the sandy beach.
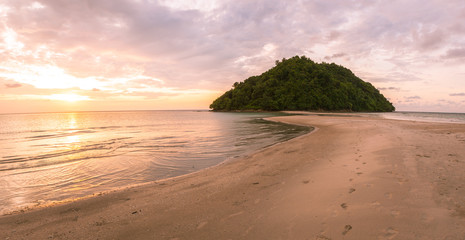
[1,113,465,239]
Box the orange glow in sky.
[44,94,91,102]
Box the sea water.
[0,111,309,215]
[378,111,465,124]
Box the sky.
[0,0,464,114]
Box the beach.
[1,113,465,239]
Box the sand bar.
[1,113,465,239]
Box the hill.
[210,56,395,112]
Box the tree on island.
[210,56,395,112]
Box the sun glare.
[45,94,90,102]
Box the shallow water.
[378,111,465,124]
[0,111,309,214]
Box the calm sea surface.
[378,111,465,124]
[0,111,309,214]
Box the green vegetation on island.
[210,56,395,112]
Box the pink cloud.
[4,83,22,88]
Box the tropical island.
[210,56,395,112]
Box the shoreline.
[1,114,465,239]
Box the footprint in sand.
[315,234,332,240]
[421,213,435,223]
[385,192,393,199]
[397,178,408,185]
[342,225,352,235]
[379,227,399,239]
[331,209,339,217]
[370,201,382,210]
[390,210,400,217]
[95,218,107,226]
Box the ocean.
[0,111,309,215]
[378,111,465,124]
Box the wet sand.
[1,113,465,239]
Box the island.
[210,56,395,112]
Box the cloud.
[2,0,219,84]
[3,0,463,82]
[450,93,465,97]
[377,87,401,91]
[417,28,446,50]
[442,48,465,59]
[403,95,422,103]
[4,83,22,88]
[406,96,421,100]
[324,53,347,61]
[366,72,424,83]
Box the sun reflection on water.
[67,113,77,129]
[64,134,80,145]
[63,114,82,146]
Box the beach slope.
[1,114,465,239]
